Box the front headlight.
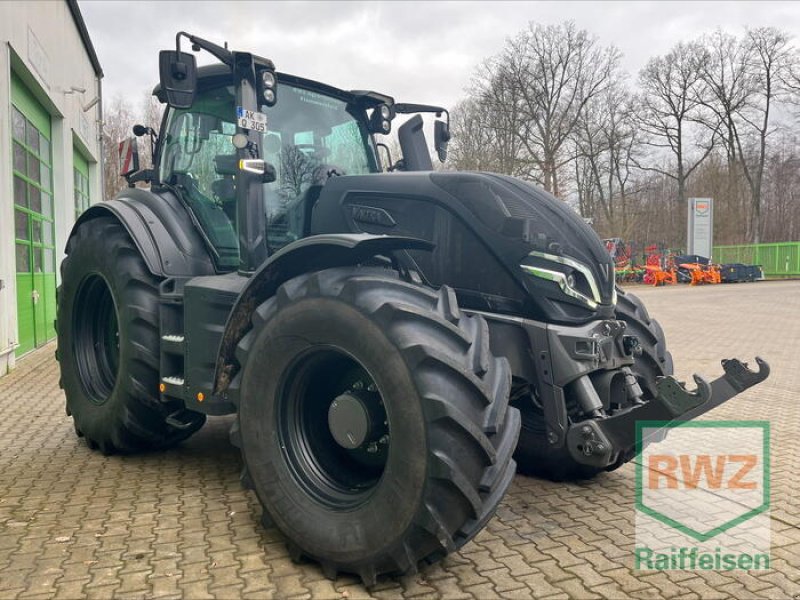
[520,250,611,309]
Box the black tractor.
[57,33,769,584]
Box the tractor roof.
[153,63,394,109]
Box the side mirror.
[158,50,197,108]
[118,137,140,177]
[434,120,450,163]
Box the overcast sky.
[81,1,800,112]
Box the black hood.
[310,171,616,325]
[431,172,615,305]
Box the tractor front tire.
[233,267,520,585]
[513,288,673,481]
[57,217,205,453]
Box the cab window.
[159,81,377,268]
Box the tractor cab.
[153,65,383,270]
[126,33,450,274]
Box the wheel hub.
[277,351,391,508]
[328,390,383,450]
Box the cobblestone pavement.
[1,281,799,599]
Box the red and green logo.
[635,421,770,570]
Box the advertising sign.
[688,198,713,259]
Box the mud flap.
[566,357,770,467]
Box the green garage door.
[11,73,56,356]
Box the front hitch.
[566,357,770,467]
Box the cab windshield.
[159,81,378,268]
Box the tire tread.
[231,266,519,585]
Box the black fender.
[213,233,434,393]
[69,188,215,277]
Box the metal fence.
[713,242,800,277]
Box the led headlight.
[521,251,610,309]
[259,70,277,106]
[369,104,392,134]
[261,71,276,88]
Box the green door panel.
[15,274,35,355]
[11,72,55,356]
[32,271,47,346]
[42,257,57,341]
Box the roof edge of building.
[66,0,103,78]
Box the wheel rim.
[72,274,120,405]
[276,348,390,510]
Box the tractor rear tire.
[232,267,519,585]
[513,288,673,481]
[57,217,205,453]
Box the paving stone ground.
[1,280,799,599]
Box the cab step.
[165,409,204,431]
[160,375,185,399]
[161,334,185,355]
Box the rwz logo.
[647,454,758,490]
[636,421,770,543]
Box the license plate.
[236,107,267,132]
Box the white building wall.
[0,1,102,374]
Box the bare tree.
[760,132,800,242]
[481,21,620,197]
[607,94,642,238]
[573,95,610,222]
[572,146,597,221]
[449,99,495,171]
[696,30,756,175]
[780,44,800,105]
[573,78,641,236]
[449,94,525,175]
[636,41,718,226]
[470,60,530,177]
[450,23,800,247]
[101,96,137,200]
[731,27,793,242]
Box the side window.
[324,121,371,174]
[160,110,240,269]
[161,113,237,194]
[264,132,320,251]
